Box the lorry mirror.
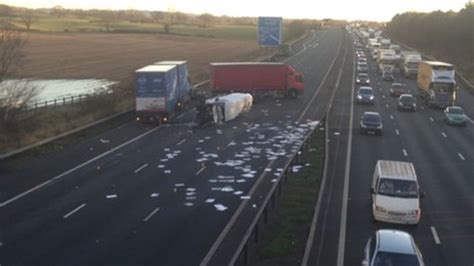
[370,188,375,194]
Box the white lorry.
[400,51,422,78]
[205,93,253,124]
[377,49,397,74]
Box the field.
[17,32,260,83]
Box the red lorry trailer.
[210,62,304,98]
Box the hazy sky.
[3,0,469,21]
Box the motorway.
[304,32,474,266]
[0,28,344,265]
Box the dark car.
[382,71,394,81]
[356,73,370,85]
[390,83,406,97]
[356,86,375,105]
[398,94,417,111]
[360,112,383,135]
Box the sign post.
[258,17,283,47]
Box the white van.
[371,160,424,224]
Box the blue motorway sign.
[258,17,282,47]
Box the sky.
[2,0,469,21]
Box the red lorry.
[210,62,304,98]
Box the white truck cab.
[371,160,424,224]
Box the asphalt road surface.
[0,28,344,266]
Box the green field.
[9,15,295,41]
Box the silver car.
[362,230,424,266]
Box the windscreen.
[363,114,381,123]
[359,88,373,95]
[378,179,418,198]
[433,83,454,93]
[449,108,464,115]
[374,252,420,266]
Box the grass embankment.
[252,127,324,266]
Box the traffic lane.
[344,75,414,265]
[0,119,156,200]
[456,88,474,123]
[306,36,352,266]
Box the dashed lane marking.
[134,163,149,174]
[430,226,441,244]
[63,203,87,219]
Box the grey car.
[362,230,425,266]
[398,94,417,111]
[357,73,370,85]
[444,106,467,126]
[360,111,383,135]
[357,87,375,105]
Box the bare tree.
[20,11,37,31]
[0,29,26,82]
[0,80,40,123]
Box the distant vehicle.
[210,62,304,98]
[389,44,401,58]
[357,87,375,105]
[205,93,253,124]
[382,71,394,81]
[371,160,423,224]
[417,61,456,108]
[135,62,191,123]
[362,230,425,266]
[390,83,406,97]
[356,73,370,85]
[400,52,422,78]
[360,111,383,135]
[380,38,391,49]
[377,49,397,74]
[398,94,417,112]
[357,62,369,72]
[444,106,467,126]
[358,57,368,63]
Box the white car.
[362,230,425,266]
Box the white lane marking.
[458,153,465,161]
[196,166,206,176]
[176,113,185,119]
[390,115,394,120]
[385,103,389,109]
[134,163,149,174]
[0,126,161,208]
[430,226,441,244]
[63,203,87,219]
[430,117,434,122]
[176,138,187,146]
[143,207,160,222]
[395,129,400,136]
[403,149,408,157]
[467,116,474,125]
[382,95,386,99]
[441,132,447,138]
[335,43,355,266]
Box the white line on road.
[458,152,465,161]
[390,115,394,120]
[385,103,389,109]
[176,138,187,146]
[441,132,447,138]
[395,129,400,136]
[134,163,149,174]
[63,203,87,219]
[0,126,162,208]
[176,113,185,120]
[467,116,474,125]
[430,226,441,244]
[196,166,206,176]
[403,149,408,157]
[430,117,434,122]
[143,207,160,222]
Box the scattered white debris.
[157,164,165,168]
[234,191,244,195]
[252,204,257,208]
[240,195,251,200]
[164,170,172,174]
[221,186,234,192]
[186,196,197,200]
[271,178,278,182]
[106,194,117,199]
[334,132,340,136]
[174,183,185,187]
[100,138,110,144]
[236,179,246,183]
[184,202,194,207]
[214,204,228,211]
[150,193,160,198]
[216,129,223,134]
[186,188,196,192]
[205,198,215,203]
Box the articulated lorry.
[400,52,422,78]
[417,61,456,108]
[377,49,397,74]
[210,62,304,98]
[135,61,191,123]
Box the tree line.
[385,2,474,80]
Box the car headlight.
[370,96,374,100]
[375,206,387,212]
[357,95,362,99]
[356,79,360,82]
[367,79,370,83]
[377,124,383,129]
[360,122,367,128]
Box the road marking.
[176,113,185,119]
[458,153,465,161]
[403,149,408,157]
[63,203,87,219]
[134,163,149,174]
[385,103,389,109]
[430,226,441,244]
[467,116,474,125]
[395,129,400,136]
[143,207,160,222]
[176,138,187,146]
[430,117,434,122]
[196,166,206,176]
[335,41,355,266]
[441,132,447,138]
[0,126,161,208]
[382,95,386,99]
[390,115,394,120]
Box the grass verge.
[251,125,325,266]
